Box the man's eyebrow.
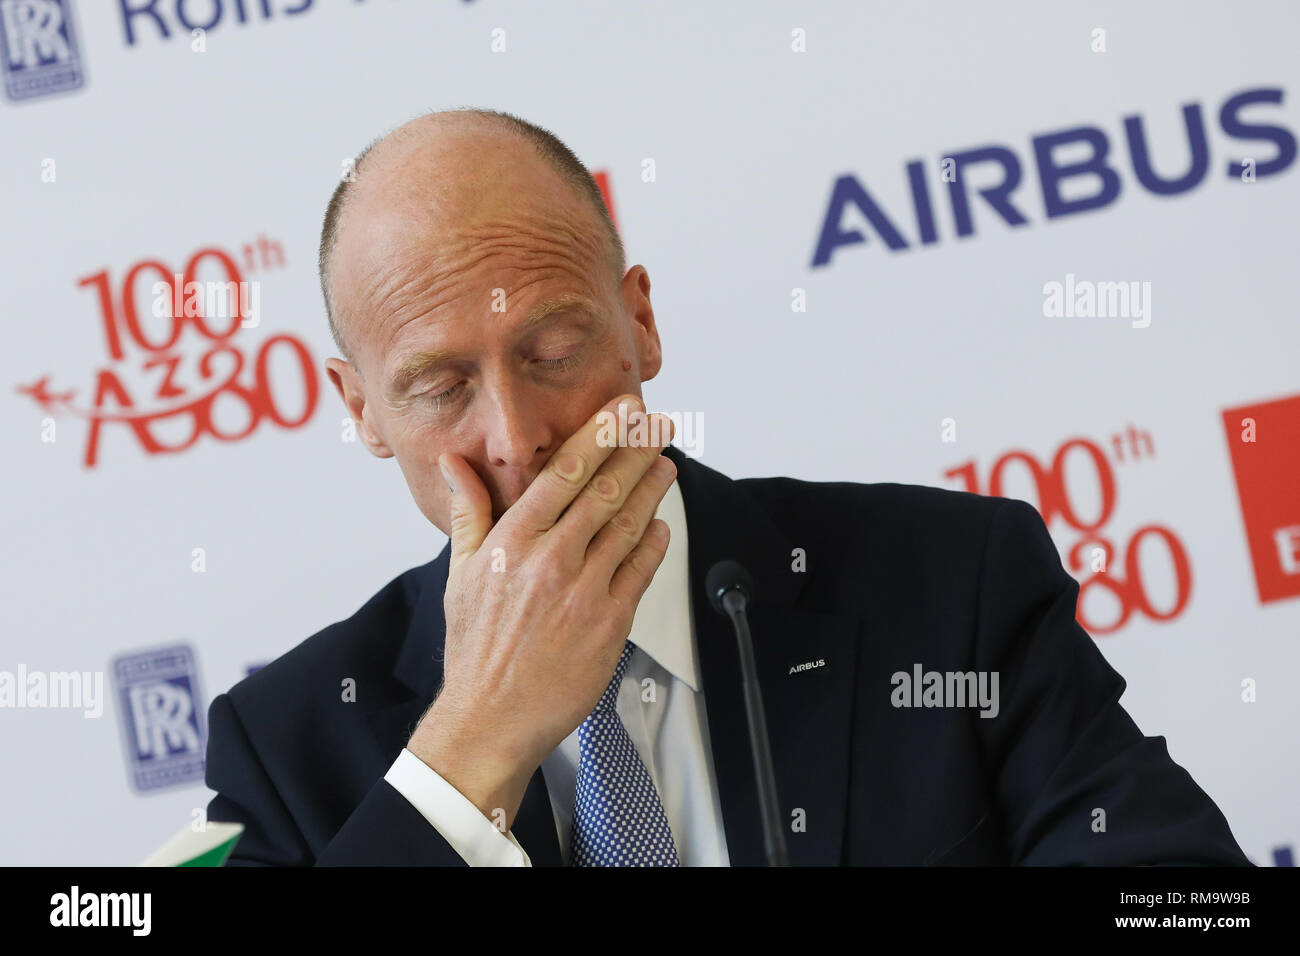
[388,349,460,396]
[517,293,599,331]
[386,294,600,394]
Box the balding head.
[319,108,661,536]
[319,109,625,366]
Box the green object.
[139,821,245,867]
[178,833,243,867]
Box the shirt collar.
[626,476,701,692]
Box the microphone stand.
[711,561,789,867]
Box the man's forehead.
[335,202,605,362]
[382,290,603,393]
[342,229,608,354]
[336,137,592,281]
[328,121,613,364]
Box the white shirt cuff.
[385,748,533,866]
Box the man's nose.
[479,382,554,472]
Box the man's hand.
[406,393,677,832]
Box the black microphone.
[706,559,789,867]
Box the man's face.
[325,126,662,535]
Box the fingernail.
[440,460,455,493]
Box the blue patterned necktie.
[569,639,681,866]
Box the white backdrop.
[1,0,1296,866]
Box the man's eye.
[422,383,465,408]
[417,356,577,407]
[537,354,579,372]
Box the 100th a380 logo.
[945,429,1193,635]
[16,238,320,467]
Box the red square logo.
[1222,394,1300,604]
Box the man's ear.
[622,265,662,381]
[325,357,395,458]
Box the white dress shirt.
[385,477,731,866]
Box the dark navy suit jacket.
[205,444,1250,866]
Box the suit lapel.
[666,445,860,866]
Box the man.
[204,108,1250,866]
